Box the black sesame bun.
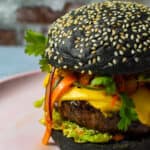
[44,1,150,150]
[52,130,150,150]
[46,1,150,75]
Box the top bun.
[46,1,150,75]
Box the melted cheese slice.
[60,87,121,112]
[59,87,150,126]
[131,88,150,126]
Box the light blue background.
[0,46,39,79]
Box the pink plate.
[0,71,60,150]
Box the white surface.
[0,71,60,150]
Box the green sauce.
[53,110,112,143]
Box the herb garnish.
[118,93,138,131]
[24,30,50,72]
[91,76,116,94]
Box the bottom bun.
[52,130,150,150]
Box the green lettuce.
[91,76,116,95]
[33,97,44,108]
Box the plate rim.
[0,70,42,84]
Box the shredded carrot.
[112,134,124,141]
[51,74,77,110]
[42,69,76,144]
[42,67,55,145]
[111,94,119,107]
[42,125,52,145]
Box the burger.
[25,1,150,150]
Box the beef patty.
[57,101,150,135]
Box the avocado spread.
[52,110,112,143]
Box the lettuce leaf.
[33,97,44,108]
[91,76,116,95]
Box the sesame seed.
[100,41,104,45]
[95,34,99,38]
[143,41,148,46]
[136,38,140,43]
[114,35,118,40]
[113,41,117,46]
[56,51,60,55]
[81,70,85,74]
[137,49,142,53]
[131,50,135,55]
[92,39,96,43]
[114,51,118,56]
[97,56,101,62]
[119,38,124,44]
[116,44,121,50]
[112,30,116,35]
[107,28,111,33]
[134,57,139,62]
[122,57,127,63]
[130,34,134,40]
[143,47,147,52]
[110,37,113,42]
[78,62,83,66]
[89,35,93,39]
[80,49,83,53]
[74,65,79,69]
[88,70,92,75]
[54,43,57,47]
[126,43,131,48]
[126,24,129,28]
[63,65,68,69]
[102,32,107,36]
[138,44,142,49]
[119,50,124,55]
[112,59,117,65]
[108,62,113,67]
[125,33,129,38]
[58,59,61,64]
[122,47,127,51]
[92,58,96,64]
[88,60,92,65]
[51,48,54,52]
[54,56,57,60]
[134,44,137,49]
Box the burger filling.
[52,109,112,143]
[39,69,150,144]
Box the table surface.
[0,46,40,79]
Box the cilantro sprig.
[118,93,138,131]
[90,76,116,95]
[25,30,47,56]
[25,30,50,72]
